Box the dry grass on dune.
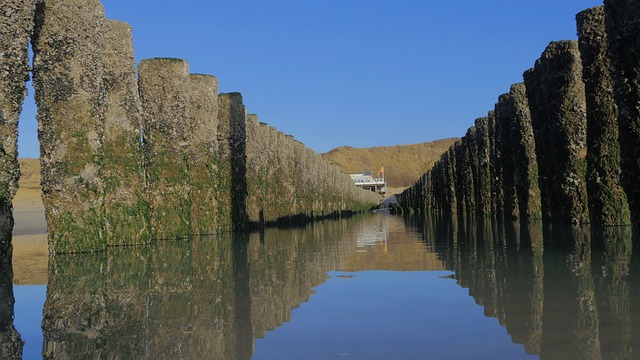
[14,158,43,208]
[321,138,459,188]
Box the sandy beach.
[12,159,48,285]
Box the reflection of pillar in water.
[42,253,109,358]
[593,227,632,359]
[0,209,23,359]
[233,233,254,360]
[541,226,601,360]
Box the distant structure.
[349,168,386,194]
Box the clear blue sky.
[18,0,603,158]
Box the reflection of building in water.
[355,215,388,252]
[341,214,445,272]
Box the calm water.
[3,213,639,359]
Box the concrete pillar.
[452,140,467,216]
[217,93,247,231]
[461,128,477,217]
[577,6,630,226]
[138,58,192,240]
[509,83,542,220]
[32,0,107,253]
[102,20,150,244]
[188,74,219,234]
[446,146,458,216]
[488,111,504,220]
[0,0,34,221]
[474,117,492,218]
[495,94,520,221]
[523,41,589,225]
[603,0,640,225]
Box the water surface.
[5,213,639,359]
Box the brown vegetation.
[14,158,42,208]
[321,138,459,188]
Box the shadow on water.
[403,213,640,360]
[0,205,24,359]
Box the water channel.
[3,212,639,359]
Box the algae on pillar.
[138,58,192,240]
[0,0,35,258]
[509,83,542,220]
[32,0,107,253]
[577,6,630,226]
[102,20,150,244]
[187,74,219,235]
[460,129,477,217]
[495,96,519,220]
[474,117,492,218]
[603,0,640,225]
[217,93,247,231]
[523,41,589,225]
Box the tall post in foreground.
[32,0,107,252]
[577,6,630,226]
[524,41,589,225]
[604,0,640,225]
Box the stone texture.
[488,111,504,220]
[0,0,34,214]
[460,128,477,216]
[187,74,219,235]
[138,58,192,240]
[102,20,150,244]
[217,93,247,231]
[32,0,107,253]
[474,117,492,218]
[577,6,630,226]
[603,0,640,225]
[523,41,589,225]
[445,147,458,216]
[509,83,542,220]
[495,96,520,220]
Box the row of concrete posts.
[398,2,640,227]
[0,0,380,254]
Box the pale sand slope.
[12,158,47,285]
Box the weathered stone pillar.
[509,83,542,221]
[523,41,589,225]
[452,141,465,217]
[102,20,150,244]
[188,74,219,235]
[461,129,477,217]
[495,96,519,221]
[474,117,492,218]
[0,0,34,223]
[217,93,247,231]
[138,58,192,240]
[488,111,504,220]
[32,0,107,253]
[244,113,264,225]
[577,6,630,226]
[445,146,458,216]
[603,0,640,225]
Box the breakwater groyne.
[0,0,379,254]
[398,2,639,227]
